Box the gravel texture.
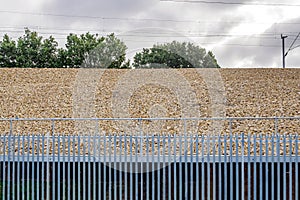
[0,68,299,155]
[0,68,299,134]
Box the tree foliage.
[0,34,17,67]
[82,33,130,69]
[0,30,221,68]
[133,41,220,68]
[0,29,60,68]
[59,32,104,68]
[0,29,130,68]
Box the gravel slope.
[0,68,299,134]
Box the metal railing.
[0,117,300,199]
[0,116,299,134]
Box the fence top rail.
[0,116,299,122]
[0,133,299,138]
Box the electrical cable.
[0,9,300,25]
[160,0,300,7]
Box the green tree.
[15,28,60,68]
[0,34,17,67]
[203,51,220,68]
[83,33,130,68]
[133,41,220,68]
[39,36,60,68]
[16,29,43,68]
[0,29,130,68]
[59,32,104,68]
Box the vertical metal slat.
[77,135,81,200]
[57,135,61,200]
[265,134,269,200]
[289,135,292,200]
[247,133,251,200]
[83,136,86,200]
[201,135,205,200]
[27,134,30,200]
[31,135,35,200]
[271,133,275,200]
[229,133,233,200]
[7,134,11,200]
[253,134,257,200]
[283,134,287,200]
[259,133,262,199]
[173,134,177,200]
[295,134,299,200]
[17,134,21,200]
[235,134,239,200]
[2,134,6,200]
[190,135,194,200]
[277,134,280,200]
[52,134,56,200]
[195,134,199,200]
[241,133,245,200]
[113,135,117,200]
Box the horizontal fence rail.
[0,117,299,199]
[0,116,299,135]
[1,132,300,199]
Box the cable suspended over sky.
[160,0,300,7]
[1,9,300,25]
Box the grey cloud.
[0,0,299,68]
[214,16,300,68]
[42,0,156,18]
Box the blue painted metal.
[296,134,299,200]
[0,117,299,199]
[277,134,281,200]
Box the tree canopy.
[0,34,17,67]
[0,29,221,68]
[0,29,129,68]
[133,41,220,68]
[59,32,104,68]
[82,33,129,69]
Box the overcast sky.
[0,0,300,68]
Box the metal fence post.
[296,134,299,200]
[241,133,245,199]
[0,117,300,200]
[51,120,55,135]
[274,117,278,134]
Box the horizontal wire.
[160,0,300,7]
[0,28,297,39]
[0,9,300,25]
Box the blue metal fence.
[0,117,300,199]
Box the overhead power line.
[1,25,300,39]
[160,0,300,7]
[0,28,295,40]
[0,32,281,48]
[1,9,300,25]
[0,28,283,49]
[286,32,300,55]
[281,32,300,68]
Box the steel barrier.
[0,117,300,199]
[1,132,299,199]
[0,116,299,135]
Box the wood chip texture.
[0,68,299,134]
[0,68,299,155]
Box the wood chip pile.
[0,68,299,155]
[0,68,299,134]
